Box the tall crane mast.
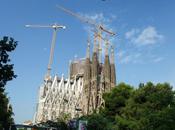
[57,5,116,63]
[25,23,66,81]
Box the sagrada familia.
[33,35,116,123]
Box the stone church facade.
[34,38,116,123]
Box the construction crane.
[57,5,115,36]
[25,23,66,81]
[57,5,116,63]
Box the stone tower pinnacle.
[110,45,116,87]
[105,39,109,56]
[86,37,90,59]
[104,40,111,92]
[93,34,98,53]
[111,45,115,64]
[90,34,99,110]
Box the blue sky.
[1,0,175,123]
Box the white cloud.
[82,13,116,25]
[125,29,139,39]
[79,12,116,35]
[84,13,110,23]
[125,26,164,46]
[120,55,132,64]
[117,50,142,64]
[117,50,126,58]
[122,26,166,64]
[135,26,163,45]
[117,50,165,64]
[153,57,164,63]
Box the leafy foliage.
[102,83,133,120]
[80,82,175,130]
[44,119,68,130]
[0,92,14,130]
[0,36,17,130]
[81,83,133,130]
[116,82,175,130]
[40,113,71,130]
[0,36,17,91]
[81,113,109,130]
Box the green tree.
[81,82,175,130]
[43,119,68,130]
[81,83,133,130]
[0,36,17,130]
[81,113,109,130]
[102,83,133,121]
[116,82,175,130]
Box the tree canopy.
[0,36,17,91]
[116,82,175,130]
[0,36,17,130]
[81,82,175,130]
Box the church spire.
[111,44,115,64]
[104,39,111,92]
[110,44,116,87]
[105,39,109,56]
[68,60,71,78]
[93,33,97,53]
[86,36,90,59]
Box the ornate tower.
[110,45,116,88]
[82,38,91,115]
[90,37,99,111]
[104,40,111,92]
